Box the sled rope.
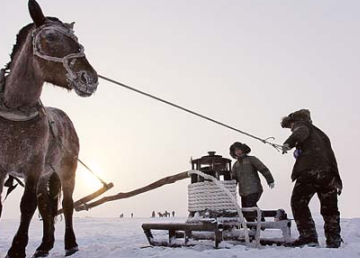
[99,75,285,152]
[188,170,262,247]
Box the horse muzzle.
[69,70,98,97]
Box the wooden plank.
[142,222,217,232]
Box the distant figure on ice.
[119,213,124,218]
[281,109,342,248]
[151,211,156,218]
[172,211,175,217]
[158,212,163,218]
[131,213,134,218]
[230,142,275,220]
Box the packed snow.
[0,216,359,258]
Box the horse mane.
[5,17,62,70]
[5,23,34,70]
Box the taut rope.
[99,75,285,152]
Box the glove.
[282,144,291,154]
[268,182,275,189]
[293,149,302,159]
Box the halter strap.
[32,23,90,93]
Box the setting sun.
[76,162,107,193]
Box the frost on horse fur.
[0,0,98,258]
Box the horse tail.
[48,172,62,219]
[37,171,62,221]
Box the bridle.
[32,23,92,94]
[0,22,88,122]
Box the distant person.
[151,211,156,218]
[119,213,124,219]
[172,211,175,217]
[281,109,342,248]
[131,213,133,218]
[230,142,275,220]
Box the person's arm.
[231,163,238,181]
[251,156,274,186]
[283,124,310,149]
[325,139,343,193]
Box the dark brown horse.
[0,1,98,257]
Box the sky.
[0,0,359,220]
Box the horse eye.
[46,34,57,41]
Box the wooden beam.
[57,182,114,215]
[75,171,189,211]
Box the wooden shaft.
[57,182,114,215]
[75,171,189,211]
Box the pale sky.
[1,0,359,220]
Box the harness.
[3,175,25,201]
[0,68,40,122]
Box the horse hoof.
[32,250,49,258]
[65,247,79,256]
[5,253,25,258]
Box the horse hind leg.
[60,160,79,256]
[34,172,61,258]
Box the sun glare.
[76,162,106,193]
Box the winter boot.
[326,238,342,248]
[290,236,319,247]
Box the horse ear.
[65,22,75,30]
[28,0,45,27]
[69,22,75,30]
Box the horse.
[0,1,98,257]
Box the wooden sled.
[142,209,292,248]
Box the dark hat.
[281,109,312,128]
[229,142,251,158]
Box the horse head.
[29,0,98,97]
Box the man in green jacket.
[230,142,275,219]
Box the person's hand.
[332,179,342,196]
[268,182,275,189]
[337,187,342,196]
[282,144,290,154]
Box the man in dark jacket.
[282,109,342,248]
[230,142,275,220]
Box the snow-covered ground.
[0,216,359,258]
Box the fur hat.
[281,109,312,128]
[229,142,251,158]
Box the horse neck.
[4,33,44,110]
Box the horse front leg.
[33,172,61,258]
[7,176,39,258]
